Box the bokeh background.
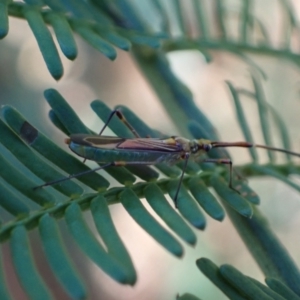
[1,1,300,299]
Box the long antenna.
[211,141,300,158]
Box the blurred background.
[1,0,300,299]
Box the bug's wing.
[117,138,181,152]
[69,135,181,152]
[70,135,127,148]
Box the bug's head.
[195,139,213,153]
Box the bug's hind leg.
[33,162,115,189]
[99,109,141,138]
[33,160,158,190]
[77,109,143,166]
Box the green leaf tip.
[265,278,300,300]
[23,7,64,80]
[187,177,225,221]
[44,88,90,134]
[90,196,137,285]
[211,175,253,218]
[120,188,184,257]
[97,31,131,51]
[176,293,202,300]
[39,214,87,299]
[144,183,197,246]
[167,180,206,230]
[219,264,276,300]
[196,258,246,299]
[45,12,78,60]
[65,203,132,284]
[10,226,52,300]
[75,25,117,61]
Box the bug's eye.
[203,144,212,152]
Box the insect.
[36,109,300,207]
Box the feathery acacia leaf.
[4,0,300,81]
[1,1,300,298]
[196,258,300,300]
[0,79,299,297]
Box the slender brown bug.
[36,110,300,207]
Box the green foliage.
[0,0,300,299]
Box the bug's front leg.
[173,153,190,208]
[199,158,241,194]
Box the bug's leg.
[82,111,158,166]
[79,110,141,165]
[114,110,141,138]
[99,109,141,138]
[98,110,119,135]
[233,167,247,182]
[33,162,115,189]
[174,153,190,208]
[34,160,157,189]
[201,158,240,194]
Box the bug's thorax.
[171,136,191,152]
[173,137,213,154]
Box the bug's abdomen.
[69,142,181,164]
